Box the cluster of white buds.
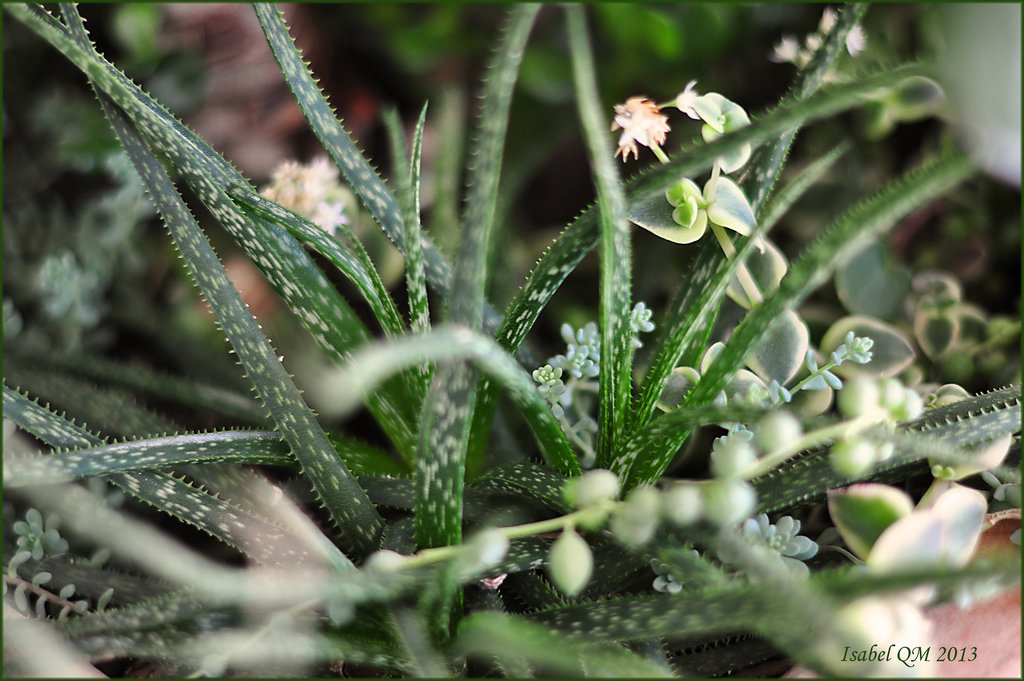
[260,157,352,236]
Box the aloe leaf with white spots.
[414,5,539,552]
[472,462,574,514]
[3,430,293,486]
[10,3,419,458]
[311,326,578,477]
[5,346,271,427]
[55,42,387,555]
[3,385,344,567]
[567,6,634,467]
[455,611,674,677]
[382,104,432,396]
[251,3,509,342]
[755,385,1021,514]
[225,185,406,340]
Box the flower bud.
[702,479,756,526]
[754,411,802,452]
[838,377,880,418]
[661,484,703,525]
[830,439,877,477]
[878,378,906,411]
[893,388,923,421]
[710,437,758,478]
[547,529,593,597]
[564,469,621,508]
[363,549,408,572]
[609,485,660,546]
[467,528,510,569]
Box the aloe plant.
[4,4,1019,678]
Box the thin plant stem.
[742,410,885,479]
[711,223,764,305]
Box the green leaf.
[706,177,756,236]
[3,430,292,486]
[827,484,914,559]
[455,611,673,678]
[5,385,338,566]
[567,5,634,466]
[834,241,912,319]
[383,103,431,341]
[5,346,270,427]
[473,462,573,514]
[745,308,809,386]
[250,3,509,345]
[76,54,385,553]
[5,362,179,438]
[308,326,578,477]
[13,2,418,458]
[225,185,406,340]
[414,6,539,554]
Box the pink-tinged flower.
[674,80,701,119]
[818,7,838,34]
[769,35,801,64]
[611,96,670,161]
[846,24,867,56]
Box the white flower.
[846,24,867,56]
[769,35,801,63]
[311,201,348,236]
[261,156,351,236]
[818,7,838,35]
[611,96,671,161]
[674,80,701,119]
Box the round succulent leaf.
[930,432,1012,484]
[702,479,756,526]
[721,103,750,130]
[726,239,788,308]
[835,242,911,319]
[699,342,726,374]
[913,310,959,361]
[892,76,947,121]
[912,270,963,305]
[719,143,753,174]
[693,93,728,132]
[699,123,752,173]
[928,485,990,567]
[704,177,756,236]
[828,484,915,560]
[673,199,702,230]
[658,366,701,411]
[725,368,768,403]
[746,308,810,385]
[630,192,708,244]
[665,177,704,207]
[955,304,988,346]
[823,315,915,378]
[866,511,945,573]
[790,381,834,415]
